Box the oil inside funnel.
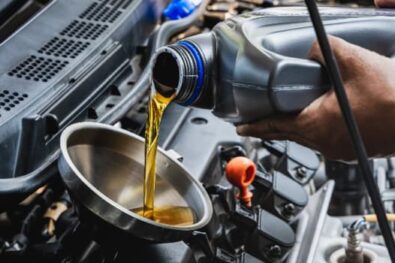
[67,140,196,226]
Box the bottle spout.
[151,32,215,107]
[152,49,181,98]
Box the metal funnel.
[58,122,212,243]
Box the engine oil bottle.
[151,8,395,124]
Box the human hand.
[375,0,395,8]
[236,36,395,161]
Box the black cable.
[304,0,395,260]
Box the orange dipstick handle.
[225,157,256,207]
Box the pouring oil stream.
[132,82,196,226]
[143,87,174,216]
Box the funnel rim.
[59,122,213,234]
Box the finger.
[237,129,319,153]
[308,36,340,64]
[308,36,354,74]
[236,115,302,137]
[308,35,389,82]
[236,113,321,153]
[308,40,323,64]
[375,0,395,7]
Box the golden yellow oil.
[131,206,195,226]
[142,89,195,226]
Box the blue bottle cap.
[163,0,202,20]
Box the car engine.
[0,0,394,262]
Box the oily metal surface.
[58,122,212,242]
[68,145,188,210]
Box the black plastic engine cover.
[0,0,164,179]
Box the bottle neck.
[152,40,205,106]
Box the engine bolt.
[345,219,365,263]
[283,203,295,218]
[346,227,363,262]
[296,167,307,178]
[267,245,282,258]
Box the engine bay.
[0,0,394,262]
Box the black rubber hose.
[100,0,210,124]
[304,0,395,260]
[0,152,58,212]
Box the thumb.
[236,114,302,138]
[308,35,358,79]
[308,35,391,84]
